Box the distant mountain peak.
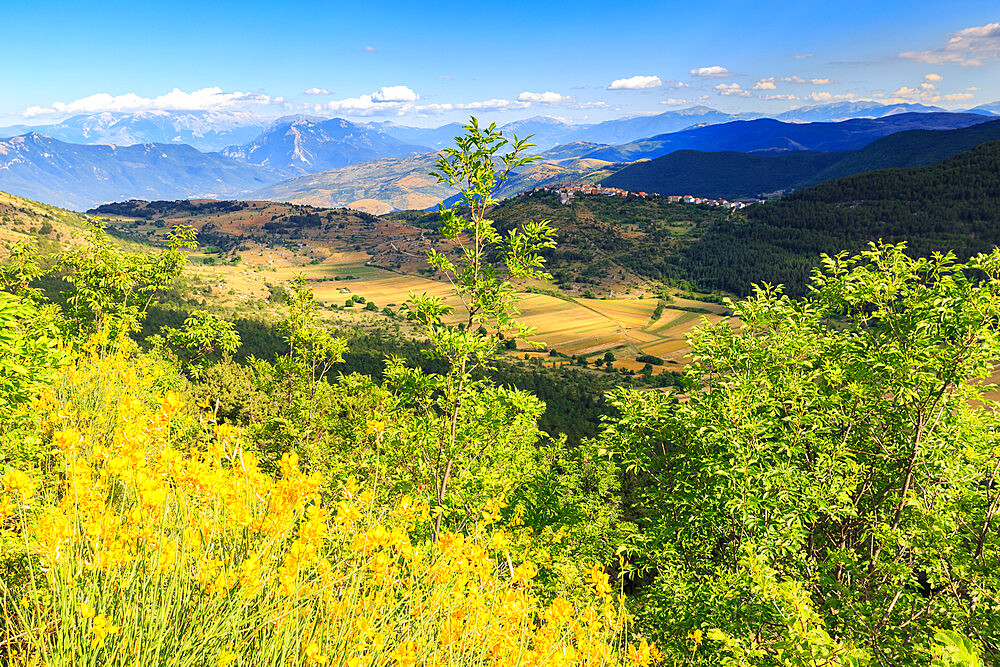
[503,115,572,126]
[678,105,722,115]
[220,117,431,178]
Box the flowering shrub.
[0,343,653,667]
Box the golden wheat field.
[197,247,730,367]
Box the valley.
[13,112,1000,380]
[77,125,1000,370]
[89,197,729,370]
[8,93,1000,667]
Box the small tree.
[0,239,47,302]
[161,310,242,378]
[248,276,348,472]
[397,118,557,537]
[283,276,347,393]
[58,222,196,335]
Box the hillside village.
[536,180,754,209]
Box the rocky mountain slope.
[0,133,272,210]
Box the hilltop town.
[535,180,754,209]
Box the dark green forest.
[681,140,1000,294]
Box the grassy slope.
[0,190,92,254]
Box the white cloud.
[714,83,750,97]
[415,99,532,115]
[659,98,691,105]
[806,91,857,102]
[753,76,812,90]
[885,78,974,105]
[518,91,573,104]
[371,85,418,102]
[332,95,531,116]
[318,85,551,117]
[323,95,382,113]
[303,88,331,96]
[452,99,530,110]
[363,46,377,53]
[24,87,279,117]
[322,85,418,114]
[900,22,1000,66]
[746,74,835,97]
[924,73,943,82]
[689,66,732,77]
[607,75,662,90]
[792,54,814,59]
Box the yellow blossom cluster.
[0,345,657,666]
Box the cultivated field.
[96,201,731,370]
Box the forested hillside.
[678,140,1000,294]
[601,149,846,199]
[486,191,730,291]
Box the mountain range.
[0,110,268,152]
[0,133,270,210]
[1,102,999,211]
[565,106,759,145]
[579,112,995,162]
[363,121,467,151]
[219,117,429,178]
[601,119,1000,199]
[772,101,950,123]
[248,112,1000,212]
[7,100,985,155]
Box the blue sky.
[1,0,998,126]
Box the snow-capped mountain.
[774,101,954,123]
[0,110,270,151]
